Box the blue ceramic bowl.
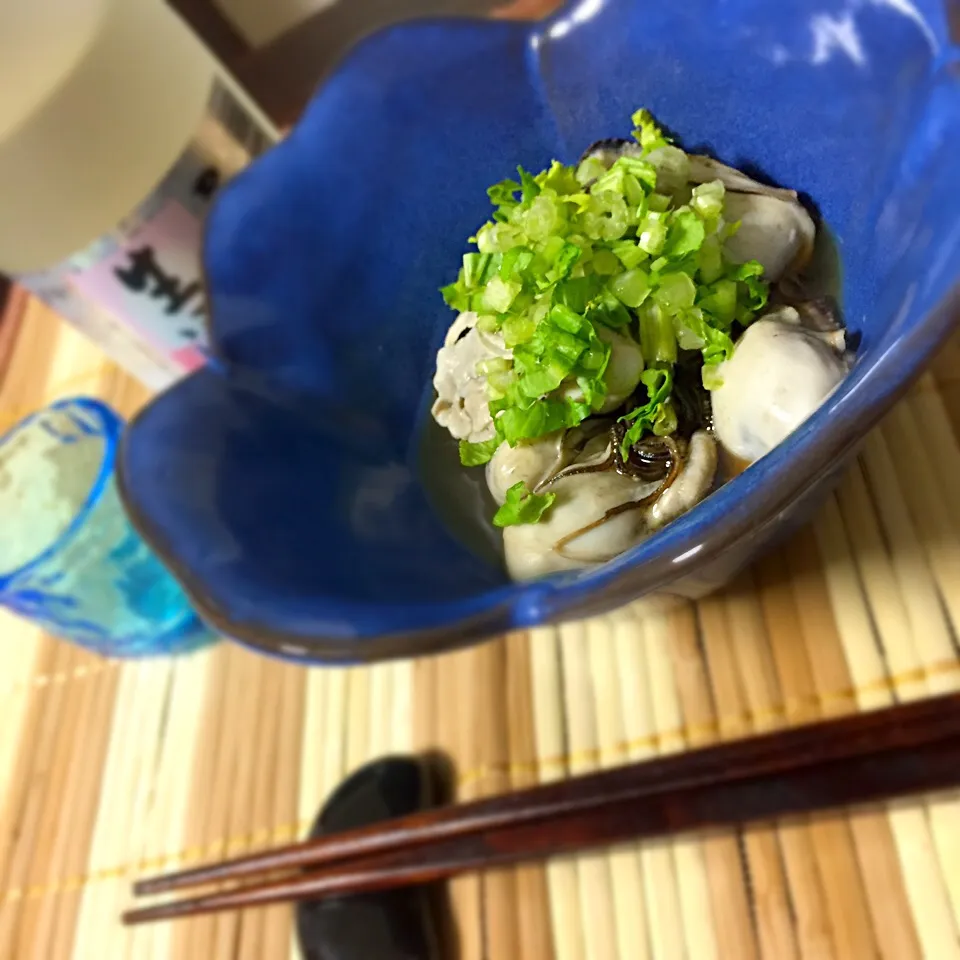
[119,0,960,663]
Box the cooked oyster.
[502,430,717,580]
[710,318,847,464]
[431,312,509,443]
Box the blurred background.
[0,0,559,319]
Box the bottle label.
[17,78,276,390]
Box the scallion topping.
[440,109,772,525]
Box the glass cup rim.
[0,396,121,591]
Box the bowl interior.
[120,0,960,645]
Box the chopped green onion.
[481,222,526,254]
[723,219,743,240]
[622,173,647,208]
[631,108,672,153]
[698,278,738,325]
[488,179,519,202]
[540,235,566,262]
[735,260,769,314]
[665,209,706,259]
[501,315,537,347]
[585,290,633,330]
[499,246,534,281]
[548,303,585,334]
[515,361,568,399]
[487,369,517,399]
[482,276,521,313]
[442,106,782,476]
[529,300,550,325]
[618,366,675,455]
[440,280,467,311]
[653,271,697,312]
[522,195,563,240]
[579,343,608,372]
[547,242,582,283]
[591,166,626,197]
[673,311,707,350]
[518,165,541,203]
[496,398,586,445]
[611,240,647,270]
[575,156,608,185]
[691,179,725,220]
[583,192,629,241]
[555,276,603,314]
[492,481,556,527]
[702,327,734,366]
[637,217,667,255]
[616,155,658,189]
[462,252,489,288]
[697,235,724,284]
[459,438,500,466]
[591,250,622,275]
[538,160,582,195]
[702,363,725,390]
[638,301,678,364]
[673,306,735,365]
[574,374,606,410]
[609,268,651,308]
[476,356,511,377]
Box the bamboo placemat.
[2,291,960,959]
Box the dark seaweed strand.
[611,423,684,484]
[673,350,713,438]
[540,449,616,487]
[553,443,683,559]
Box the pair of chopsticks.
[123,691,960,925]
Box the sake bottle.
[0,0,278,388]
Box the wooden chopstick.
[123,691,960,925]
[135,689,960,894]
[124,735,960,925]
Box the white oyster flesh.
[485,433,566,506]
[686,154,800,202]
[649,431,718,529]
[503,429,718,581]
[431,312,509,443]
[503,470,658,580]
[711,318,846,464]
[763,304,846,352]
[686,154,816,281]
[721,192,816,282]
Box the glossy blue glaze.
[119,0,960,663]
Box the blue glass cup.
[0,397,215,657]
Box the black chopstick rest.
[296,755,449,960]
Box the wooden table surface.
[4,291,960,960]
[5,3,960,957]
